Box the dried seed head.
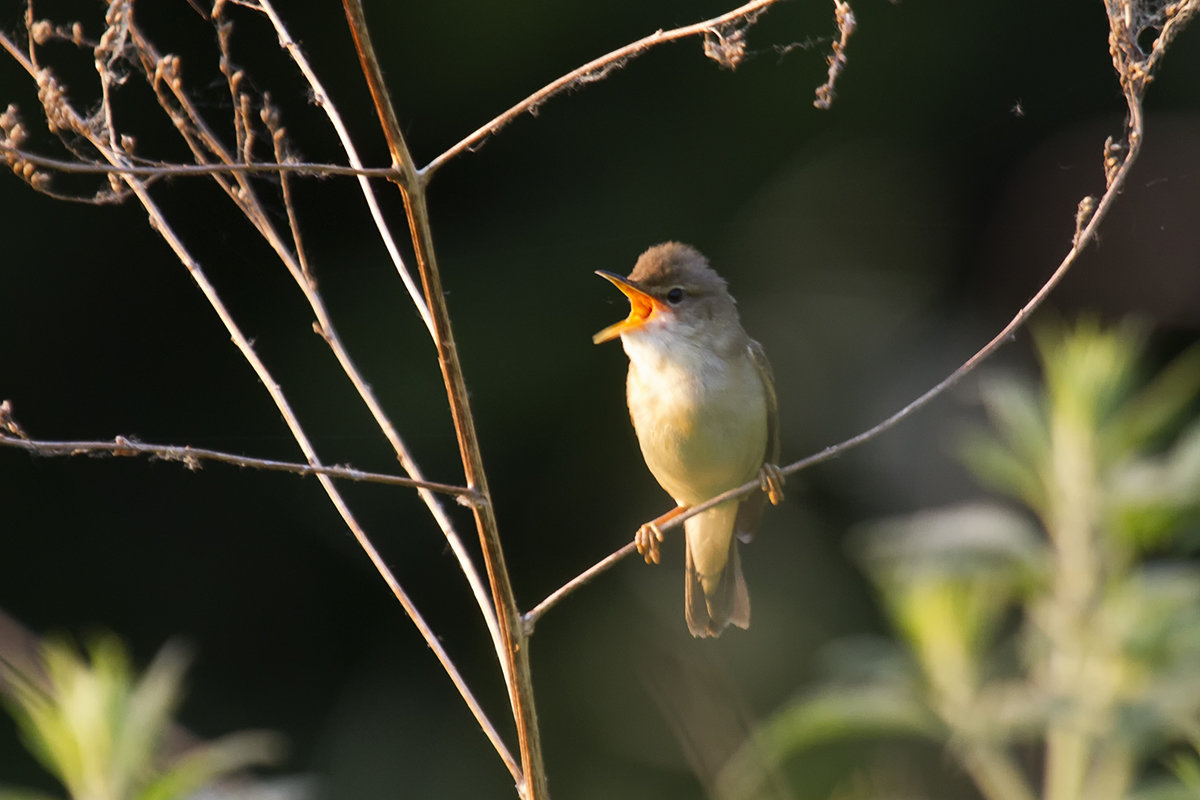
[0,105,28,148]
[105,0,129,27]
[35,70,70,134]
[703,25,747,70]
[259,98,281,130]
[30,20,53,45]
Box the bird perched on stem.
[594,242,783,637]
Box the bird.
[593,242,782,637]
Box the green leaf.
[1035,317,1143,434]
[1,645,90,791]
[1107,420,1200,552]
[716,684,937,800]
[1106,341,1200,460]
[1,635,285,800]
[760,685,939,753]
[111,643,190,794]
[959,427,1046,511]
[856,502,1045,585]
[135,731,285,800]
[979,376,1051,471]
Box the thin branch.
[525,0,1186,626]
[0,141,399,178]
[145,2,516,765]
[127,164,522,786]
[253,0,511,728]
[127,0,501,689]
[340,1,546,795]
[137,153,523,793]
[812,0,855,110]
[2,18,521,783]
[252,0,435,338]
[0,429,476,499]
[524,543,636,631]
[135,0,494,675]
[422,0,785,176]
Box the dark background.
[2,1,1200,797]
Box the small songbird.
[594,242,782,637]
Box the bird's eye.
[666,287,686,305]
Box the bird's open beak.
[593,271,666,344]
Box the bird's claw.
[759,463,785,505]
[635,522,664,564]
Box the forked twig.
[340,2,543,794]
[0,13,520,782]
[129,1,513,692]
[244,0,511,694]
[251,0,434,337]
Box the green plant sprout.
[720,320,1200,800]
[1,636,282,800]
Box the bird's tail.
[684,502,750,637]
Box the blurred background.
[2,0,1199,797]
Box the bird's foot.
[634,505,688,565]
[635,522,664,565]
[759,463,786,505]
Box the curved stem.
[422,0,784,176]
[247,0,512,705]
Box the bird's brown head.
[592,242,735,345]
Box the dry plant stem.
[124,0,505,687]
[253,0,433,338]
[0,145,397,180]
[3,19,520,783]
[525,543,636,629]
[422,0,784,176]
[1039,1,1194,796]
[0,433,474,497]
[138,15,509,678]
[526,9,1162,629]
[123,175,519,783]
[340,2,545,797]
[812,0,855,110]
[143,2,514,766]
[244,0,508,679]
[4,0,787,187]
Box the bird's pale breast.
[625,338,768,505]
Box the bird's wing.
[751,338,781,467]
[734,338,780,543]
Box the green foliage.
[0,636,282,800]
[722,321,1200,800]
